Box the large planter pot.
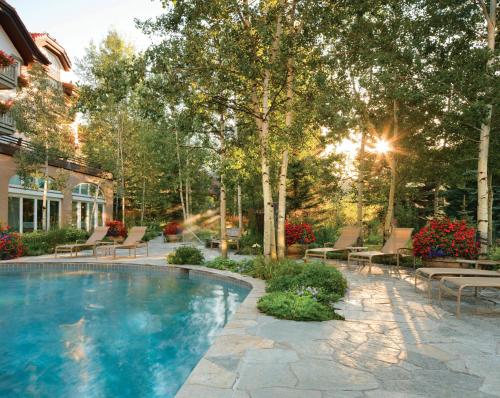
[109,236,124,244]
[166,234,181,243]
[422,257,464,268]
[287,243,305,258]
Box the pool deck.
[3,237,500,398]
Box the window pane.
[80,202,88,231]
[8,197,20,232]
[36,199,43,230]
[50,201,59,229]
[22,198,34,233]
[72,202,78,227]
[80,184,89,196]
[98,204,103,226]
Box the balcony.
[0,111,15,134]
[0,63,17,89]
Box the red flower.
[285,221,316,245]
[106,220,127,238]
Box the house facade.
[0,0,113,233]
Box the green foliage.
[313,226,340,247]
[205,257,240,270]
[257,292,341,322]
[167,246,205,265]
[267,262,347,304]
[488,247,500,262]
[22,228,89,256]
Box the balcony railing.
[0,111,15,134]
[0,63,17,89]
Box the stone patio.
[3,237,500,397]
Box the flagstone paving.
[3,237,500,397]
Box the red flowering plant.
[412,218,479,260]
[164,222,182,236]
[0,51,15,67]
[285,221,316,246]
[0,99,14,113]
[0,226,24,260]
[105,220,127,238]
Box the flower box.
[422,257,462,268]
[287,243,305,257]
[163,222,183,242]
[0,51,15,67]
[17,74,29,88]
[0,99,14,113]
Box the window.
[36,199,43,231]
[49,201,59,229]
[22,198,34,233]
[8,197,20,232]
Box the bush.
[266,261,347,305]
[413,218,479,259]
[257,292,339,321]
[205,257,240,270]
[285,221,315,245]
[314,226,340,247]
[167,246,205,265]
[106,220,127,238]
[0,226,24,259]
[164,221,182,235]
[21,228,89,256]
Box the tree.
[12,63,75,231]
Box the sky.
[11,0,166,81]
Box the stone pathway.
[3,237,500,397]
[178,263,500,398]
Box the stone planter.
[109,236,124,244]
[287,243,305,258]
[422,257,463,268]
[166,234,181,243]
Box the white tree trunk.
[488,172,493,246]
[384,100,398,240]
[237,184,243,232]
[42,154,49,231]
[174,128,187,223]
[219,112,228,258]
[356,130,366,228]
[277,149,289,259]
[477,0,496,254]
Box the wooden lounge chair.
[98,226,149,259]
[210,228,242,250]
[415,267,500,299]
[438,276,500,318]
[55,226,110,258]
[347,228,414,272]
[304,226,362,262]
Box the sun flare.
[373,139,390,154]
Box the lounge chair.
[98,226,149,259]
[347,228,414,272]
[210,228,242,250]
[304,226,362,261]
[415,267,500,299]
[438,276,500,318]
[54,226,110,258]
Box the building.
[0,0,113,232]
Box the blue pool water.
[0,267,249,398]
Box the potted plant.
[0,99,14,113]
[0,51,15,67]
[17,74,29,88]
[62,81,76,96]
[163,222,183,242]
[285,221,316,257]
[0,226,24,260]
[413,218,479,267]
[105,220,127,243]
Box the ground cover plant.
[167,246,205,265]
[204,256,346,321]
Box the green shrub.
[314,226,340,247]
[488,246,500,262]
[205,257,240,270]
[167,246,205,265]
[22,228,89,256]
[238,230,263,254]
[257,292,340,321]
[266,261,347,306]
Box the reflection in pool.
[0,267,249,397]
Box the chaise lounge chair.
[210,228,242,250]
[438,276,500,318]
[347,228,414,272]
[97,226,149,259]
[304,226,362,262]
[415,267,500,299]
[54,226,110,258]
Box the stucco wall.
[0,153,113,228]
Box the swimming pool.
[0,264,250,398]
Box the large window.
[71,183,106,231]
[8,175,62,233]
